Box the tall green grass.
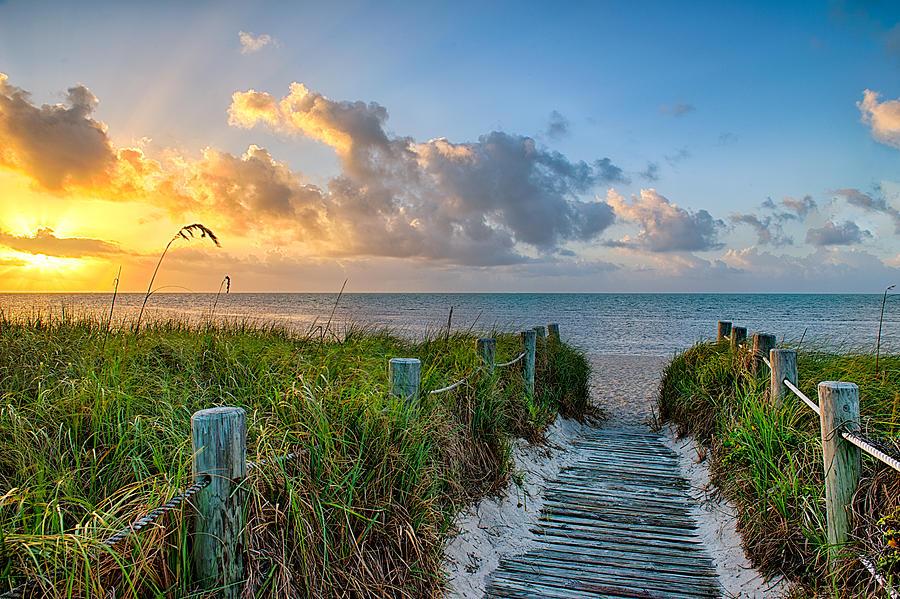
[658,340,900,597]
[0,312,590,598]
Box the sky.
[0,0,899,293]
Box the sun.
[0,249,87,282]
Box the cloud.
[228,82,625,264]
[545,110,569,140]
[886,23,900,61]
[831,187,900,232]
[142,145,326,241]
[639,161,659,182]
[238,31,277,54]
[0,74,624,268]
[722,245,900,292]
[717,132,738,146]
[730,212,793,246]
[664,147,690,166]
[605,189,725,252]
[858,89,900,149]
[0,72,115,189]
[781,194,817,218]
[0,256,28,267]
[805,219,872,246]
[0,227,124,258]
[659,103,695,117]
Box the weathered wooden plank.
[532,527,708,557]
[484,424,722,599]
[525,550,718,579]
[539,507,700,530]
[533,545,716,572]
[491,565,718,599]
[543,491,699,511]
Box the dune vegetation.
[658,339,900,598]
[0,309,590,599]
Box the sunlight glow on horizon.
[2,2,900,293]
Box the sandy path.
[443,354,788,598]
[589,354,669,425]
[592,354,789,598]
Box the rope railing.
[861,556,900,599]
[782,379,900,473]
[1,449,308,599]
[0,475,215,599]
[100,475,212,548]
[429,374,472,395]
[783,379,820,416]
[427,349,529,395]
[3,324,557,598]
[496,351,527,368]
[840,429,900,473]
[717,319,899,595]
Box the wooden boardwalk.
[484,425,721,599]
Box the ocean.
[2,293,898,357]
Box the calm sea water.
[1,293,898,356]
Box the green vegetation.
[0,312,590,599]
[658,340,900,597]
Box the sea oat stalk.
[135,224,220,331]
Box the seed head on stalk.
[136,224,221,331]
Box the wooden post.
[547,323,560,340]
[191,407,247,598]
[730,326,747,352]
[532,325,546,340]
[389,358,421,406]
[717,321,732,341]
[520,330,536,397]
[818,381,860,560]
[477,337,496,374]
[751,333,776,376]
[769,349,797,405]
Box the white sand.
[662,426,791,599]
[442,417,590,599]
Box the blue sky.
[0,0,899,292]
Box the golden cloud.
[858,89,900,149]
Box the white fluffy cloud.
[604,189,724,252]
[238,31,276,54]
[228,82,624,265]
[858,89,900,149]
